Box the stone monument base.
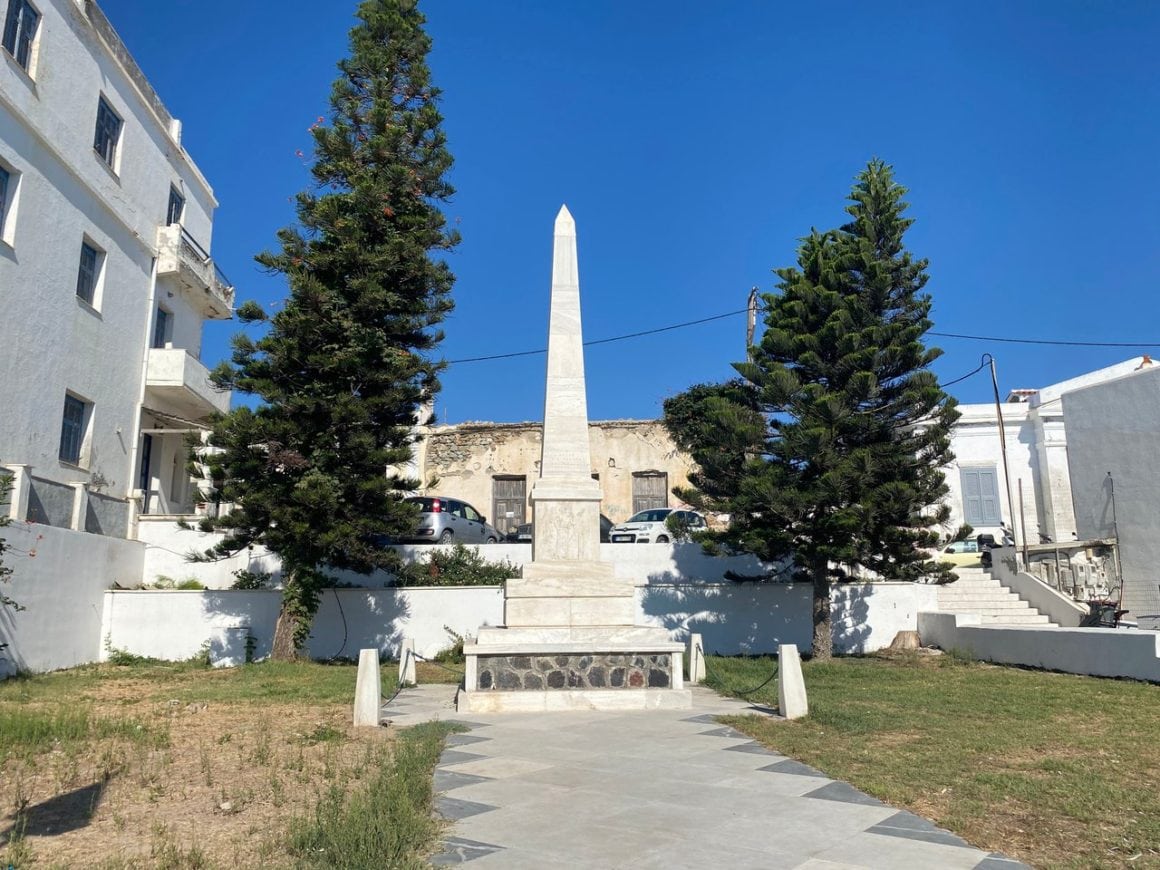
[459,625,692,713]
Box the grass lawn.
[0,658,463,868]
[706,652,1160,869]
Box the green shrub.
[231,568,271,590]
[392,544,517,587]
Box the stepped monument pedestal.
[459,207,690,713]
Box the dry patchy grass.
[0,659,461,868]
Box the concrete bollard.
[777,644,808,720]
[353,648,381,727]
[688,633,706,685]
[400,637,417,686]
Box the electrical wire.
[446,308,751,363]
[444,304,1159,366]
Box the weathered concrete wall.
[418,420,696,529]
[1064,365,1160,629]
[99,581,937,666]
[919,612,1160,682]
[1,522,144,675]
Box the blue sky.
[101,0,1160,423]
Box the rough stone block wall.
[476,653,671,691]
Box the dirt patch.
[2,690,399,867]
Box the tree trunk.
[270,599,299,662]
[811,558,832,661]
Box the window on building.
[960,466,1001,527]
[492,476,526,538]
[93,97,122,169]
[0,165,10,238]
[151,307,172,348]
[166,185,184,225]
[75,240,101,305]
[632,471,668,514]
[2,0,39,71]
[59,394,89,465]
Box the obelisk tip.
[555,204,575,232]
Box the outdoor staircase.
[937,566,1055,626]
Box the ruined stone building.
[412,420,696,537]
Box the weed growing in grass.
[2,815,32,867]
[289,721,464,868]
[300,724,345,745]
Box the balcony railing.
[155,224,235,318]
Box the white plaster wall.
[919,612,1160,683]
[0,0,218,504]
[102,586,506,665]
[989,546,1087,627]
[100,581,936,666]
[137,520,280,588]
[0,522,143,675]
[944,406,1039,542]
[1064,366,1160,629]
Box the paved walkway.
[384,685,1028,870]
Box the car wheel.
[439,529,454,543]
[656,534,670,544]
[485,536,497,544]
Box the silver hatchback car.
[401,496,503,544]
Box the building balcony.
[145,348,231,420]
[155,224,235,319]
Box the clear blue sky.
[101,0,1160,423]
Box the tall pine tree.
[199,0,458,658]
[664,160,964,659]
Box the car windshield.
[628,509,672,523]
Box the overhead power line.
[447,308,750,363]
[446,305,1159,366]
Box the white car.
[609,508,706,544]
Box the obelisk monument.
[459,206,690,712]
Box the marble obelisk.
[459,206,690,712]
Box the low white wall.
[139,529,778,591]
[101,581,937,666]
[1,523,143,675]
[918,612,1160,682]
[137,521,281,590]
[990,547,1088,628]
[103,586,506,666]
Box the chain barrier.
[381,647,466,710]
[695,642,779,698]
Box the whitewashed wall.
[1,523,143,675]
[0,0,218,500]
[919,612,1160,682]
[140,528,778,590]
[100,581,938,667]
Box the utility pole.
[746,287,759,362]
[987,354,1019,554]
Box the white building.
[944,357,1155,547]
[0,0,232,539]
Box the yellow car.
[938,540,983,567]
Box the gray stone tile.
[682,713,723,724]
[873,809,942,832]
[759,759,828,778]
[434,769,494,792]
[974,855,1033,869]
[723,741,780,755]
[700,725,747,738]
[866,823,970,848]
[803,780,887,807]
[446,733,492,747]
[436,796,498,821]
[445,719,491,730]
[429,836,504,865]
[439,749,488,766]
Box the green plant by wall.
[392,544,518,587]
